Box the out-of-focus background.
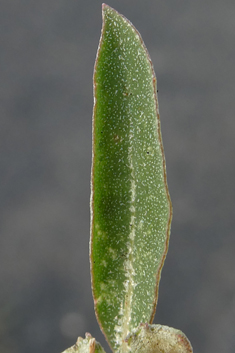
[1,0,235,352]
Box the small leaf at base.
[61,333,106,353]
[125,324,193,353]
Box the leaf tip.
[102,3,110,13]
[101,3,118,18]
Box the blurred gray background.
[1,0,235,352]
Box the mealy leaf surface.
[90,5,172,352]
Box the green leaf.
[90,4,172,353]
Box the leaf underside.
[90,4,172,353]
